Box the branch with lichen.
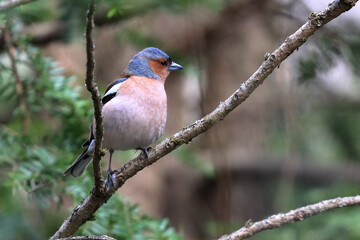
[219,195,360,240]
[51,0,359,239]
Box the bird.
[63,47,183,185]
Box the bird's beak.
[168,61,183,71]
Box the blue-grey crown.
[124,47,170,80]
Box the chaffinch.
[63,47,183,183]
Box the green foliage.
[0,1,208,239]
[1,129,63,208]
[345,37,360,75]
[0,61,16,105]
[321,102,360,160]
[0,25,182,240]
[12,0,58,24]
[0,13,6,26]
[103,0,221,20]
[297,52,319,84]
[264,29,360,240]
[297,35,360,83]
[0,42,92,237]
[75,194,183,240]
[273,32,360,162]
[0,43,92,209]
[267,99,360,163]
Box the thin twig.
[84,0,104,193]
[2,26,30,132]
[219,196,360,240]
[0,0,37,11]
[51,0,359,239]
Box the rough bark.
[84,0,105,194]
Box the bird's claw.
[105,170,116,189]
[137,147,152,160]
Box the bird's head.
[124,47,183,81]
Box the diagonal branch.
[51,0,359,239]
[0,0,37,11]
[111,0,359,189]
[218,195,360,240]
[84,0,104,193]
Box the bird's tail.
[63,140,95,178]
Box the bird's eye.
[160,61,167,66]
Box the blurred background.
[1,0,360,239]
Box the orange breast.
[100,76,167,150]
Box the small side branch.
[2,26,30,132]
[219,196,360,240]
[0,0,37,11]
[84,0,104,193]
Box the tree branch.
[112,0,358,188]
[1,26,30,132]
[218,195,360,240]
[0,0,37,11]
[84,0,104,193]
[51,0,359,239]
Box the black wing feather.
[101,77,128,105]
[82,78,128,146]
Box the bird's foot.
[105,169,116,190]
[137,147,152,160]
